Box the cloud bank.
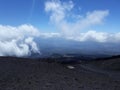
[66,31,120,43]
[0,24,40,57]
[0,23,120,57]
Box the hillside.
[0,56,119,90]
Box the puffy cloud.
[79,31,108,42]
[45,0,74,23]
[45,0,109,40]
[25,37,40,54]
[52,30,120,43]
[65,30,109,42]
[0,24,40,57]
[44,0,119,43]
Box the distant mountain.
[31,37,120,58]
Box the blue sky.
[0,0,120,33]
[0,0,120,56]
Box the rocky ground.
[0,57,120,90]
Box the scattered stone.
[67,65,75,69]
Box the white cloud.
[66,31,109,42]
[35,29,120,43]
[0,24,40,57]
[63,30,120,43]
[44,0,120,43]
[0,23,120,57]
[45,0,74,23]
[0,39,30,56]
[45,0,110,41]
[25,37,40,54]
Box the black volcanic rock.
[0,56,119,90]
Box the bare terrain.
[0,56,120,90]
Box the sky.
[0,0,120,32]
[0,0,120,57]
